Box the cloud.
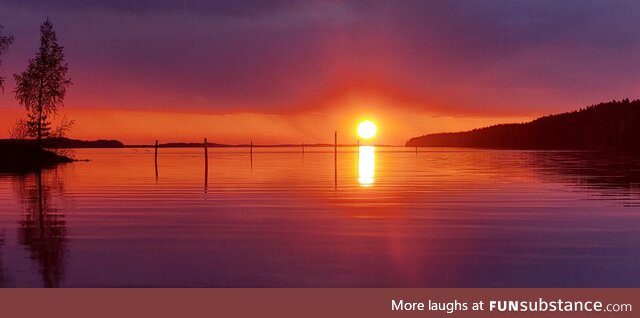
[1,0,304,16]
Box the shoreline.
[0,140,75,173]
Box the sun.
[357,120,377,139]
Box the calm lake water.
[1,147,639,287]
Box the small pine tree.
[14,18,71,145]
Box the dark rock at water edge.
[0,140,74,173]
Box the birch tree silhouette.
[14,18,71,145]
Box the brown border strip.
[0,288,637,318]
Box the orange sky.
[2,1,637,145]
[1,92,532,145]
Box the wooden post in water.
[415,146,418,155]
[154,140,159,180]
[250,141,253,170]
[302,141,305,155]
[204,138,208,192]
[334,131,337,190]
[204,138,208,162]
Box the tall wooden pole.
[154,140,159,181]
[204,138,208,161]
[334,131,337,190]
[250,141,253,171]
[204,138,208,192]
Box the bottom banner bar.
[0,288,636,318]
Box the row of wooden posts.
[153,132,344,163]
[153,131,346,190]
[152,133,420,163]
[152,132,421,189]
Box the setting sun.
[356,120,377,139]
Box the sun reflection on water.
[358,146,375,186]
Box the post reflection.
[358,146,375,186]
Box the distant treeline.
[406,99,640,152]
[39,137,124,148]
[128,143,339,148]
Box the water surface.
[0,147,639,287]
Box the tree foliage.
[0,25,14,92]
[14,18,71,144]
[8,119,29,139]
